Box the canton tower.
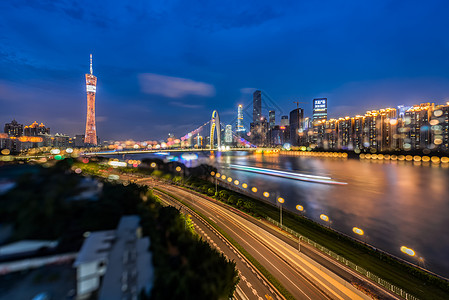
[84,54,97,145]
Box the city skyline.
[1,1,449,140]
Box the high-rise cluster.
[241,90,449,153]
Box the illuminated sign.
[313,98,327,109]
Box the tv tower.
[84,54,97,145]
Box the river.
[118,151,449,278]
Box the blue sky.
[1,0,449,140]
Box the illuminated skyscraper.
[269,110,275,128]
[313,98,328,122]
[225,125,233,144]
[236,104,245,134]
[84,54,97,145]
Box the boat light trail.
[228,164,347,185]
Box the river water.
[119,151,449,278]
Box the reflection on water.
[121,152,449,277]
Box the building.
[224,125,233,144]
[73,215,153,300]
[195,134,203,148]
[430,103,449,151]
[23,121,50,136]
[403,103,434,151]
[280,115,289,127]
[313,98,328,123]
[269,110,276,129]
[289,108,304,146]
[337,117,354,150]
[236,104,246,136]
[352,115,365,150]
[253,90,262,123]
[250,117,268,147]
[84,54,98,146]
[269,125,284,146]
[4,119,23,137]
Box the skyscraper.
[225,125,233,144]
[4,119,23,137]
[313,98,328,123]
[280,115,289,127]
[289,108,304,146]
[253,90,262,123]
[84,54,98,145]
[269,110,275,129]
[236,104,246,134]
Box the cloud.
[139,73,215,98]
[169,101,204,109]
[240,87,256,94]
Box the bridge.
[85,110,263,155]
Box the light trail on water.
[227,164,348,185]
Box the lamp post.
[277,197,285,226]
[400,246,425,268]
[296,205,304,252]
[320,214,330,228]
[352,227,365,243]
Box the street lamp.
[400,246,426,268]
[352,227,365,243]
[320,214,330,227]
[277,197,285,226]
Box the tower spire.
[90,54,93,75]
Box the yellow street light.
[175,166,181,172]
[400,246,416,257]
[234,180,239,185]
[296,205,303,212]
[227,177,232,182]
[320,214,329,222]
[251,187,257,193]
[277,197,284,226]
[352,227,364,236]
[216,173,221,177]
[242,183,248,189]
[211,171,215,176]
[263,192,270,197]
[150,162,157,168]
[221,175,226,180]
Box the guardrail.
[266,217,419,300]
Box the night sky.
[1,0,449,140]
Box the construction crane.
[293,101,306,109]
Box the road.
[142,179,370,300]
[155,190,281,300]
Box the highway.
[155,189,282,300]
[141,178,371,300]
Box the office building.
[225,125,233,144]
[236,104,246,136]
[250,117,268,147]
[280,115,289,127]
[269,110,276,129]
[313,98,328,123]
[289,108,304,146]
[253,90,262,123]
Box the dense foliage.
[0,160,239,299]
